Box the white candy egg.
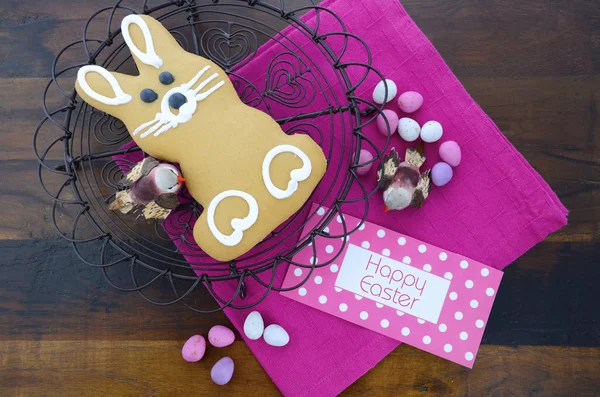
[372,79,397,104]
[263,324,290,347]
[243,311,265,341]
[398,117,421,142]
[420,121,443,143]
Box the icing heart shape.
[262,145,312,200]
[207,190,259,247]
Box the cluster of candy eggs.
[358,79,462,187]
[181,311,289,386]
[182,325,236,385]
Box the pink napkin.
[115,0,567,395]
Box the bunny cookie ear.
[75,65,137,119]
[121,14,163,69]
[77,65,132,105]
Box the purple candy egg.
[376,109,399,136]
[211,357,235,385]
[431,162,453,187]
[357,150,374,176]
[181,334,206,362]
[439,141,462,167]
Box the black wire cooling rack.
[33,0,391,313]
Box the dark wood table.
[2,0,599,395]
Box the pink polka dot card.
[280,204,503,368]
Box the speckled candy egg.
[376,109,399,136]
[211,357,234,385]
[398,117,421,142]
[439,141,461,167]
[372,79,398,104]
[420,120,443,143]
[243,311,265,341]
[181,334,206,362]
[357,150,374,176]
[431,162,453,186]
[263,324,290,347]
[208,325,235,347]
[398,91,423,113]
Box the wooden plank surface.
[1,239,597,346]
[1,341,598,397]
[0,0,598,396]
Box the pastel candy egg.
[208,325,235,347]
[420,120,443,143]
[211,357,234,385]
[398,91,423,113]
[439,141,461,167]
[181,334,206,362]
[376,109,399,136]
[263,324,290,347]
[372,79,398,104]
[398,117,421,142]
[243,311,265,341]
[357,150,374,176]
[431,162,453,186]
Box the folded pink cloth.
[116,0,567,395]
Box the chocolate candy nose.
[168,93,187,110]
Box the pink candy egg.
[376,109,399,136]
[181,334,206,362]
[431,162,453,187]
[439,141,461,167]
[398,91,423,113]
[208,325,235,347]
[357,150,374,175]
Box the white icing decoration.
[262,145,312,199]
[133,66,225,138]
[76,65,132,106]
[121,15,163,69]
[207,190,258,247]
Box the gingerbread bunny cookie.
[76,15,326,261]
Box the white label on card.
[335,244,450,323]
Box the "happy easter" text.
[359,255,426,309]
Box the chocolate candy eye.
[140,88,158,103]
[168,93,187,109]
[159,71,174,85]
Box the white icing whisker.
[133,115,161,136]
[154,121,177,137]
[182,66,211,90]
[132,66,225,140]
[196,80,226,101]
[191,72,219,94]
[140,119,167,138]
